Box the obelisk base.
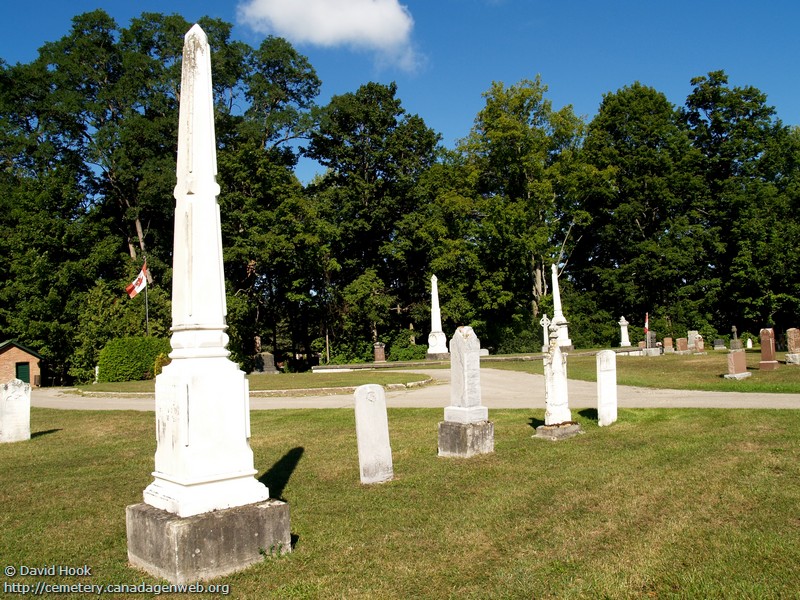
[438,420,494,458]
[126,499,290,584]
[534,422,583,441]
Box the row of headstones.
[354,324,619,484]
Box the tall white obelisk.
[141,24,268,518]
[128,26,290,585]
[427,275,449,359]
[550,264,573,351]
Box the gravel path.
[29,368,800,411]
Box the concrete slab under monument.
[438,420,494,457]
[534,422,583,441]
[126,500,290,584]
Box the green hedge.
[97,336,171,383]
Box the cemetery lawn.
[487,350,800,393]
[74,371,430,394]
[3,407,799,599]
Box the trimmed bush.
[387,329,428,362]
[98,336,171,383]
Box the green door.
[15,362,30,383]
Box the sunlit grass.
[2,407,799,598]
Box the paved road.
[30,368,800,411]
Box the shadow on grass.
[259,447,304,502]
[528,417,544,430]
[579,408,598,423]
[31,429,62,439]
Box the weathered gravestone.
[759,328,779,371]
[535,324,581,441]
[694,336,706,354]
[438,326,494,457]
[254,351,280,374]
[354,384,394,484]
[596,351,618,427]
[427,275,449,360]
[713,339,726,351]
[644,331,660,356]
[730,326,743,351]
[688,330,700,350]
[663,337,674,353]
[785,328,800,365]
[724,350,751,379]
[0,379,31,443]
[373,342,386,363]
[618,316,631,347]
[126,26,289,585]
[746,338,753,349]
[676,338,689,354]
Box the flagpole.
[145,277,150,336]
[144,256,150,336]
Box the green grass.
[78,371,430,394]
[2,407,800,598]
[487,350,800,393]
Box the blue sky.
[3,1,800,182]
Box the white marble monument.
[596,350,618,426]
[427,275,449,359]
[618,316,631,347]
[354,384,394,484]
[551,264,573,350]
[127,25,289,584]
[534,324,581,440]
[0,379,31,443]
[438,326,493,457]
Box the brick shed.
[0,340,43,387]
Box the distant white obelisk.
[127,25,289,584]
[550,264,573,350]
[427,275,449,359]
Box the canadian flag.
[644,312,649,334]
[126,262,148,298]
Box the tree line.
[2,10,798,382]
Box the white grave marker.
[354,384,393,484]
[0,379,31,443]
[596,350,618,426]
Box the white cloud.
[237,0,421,71]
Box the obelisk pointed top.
[168,22,227,358]
[186,23,207,43]
[175,23,219,199]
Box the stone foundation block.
[126,499,290,584]
[426,352,450,361]
[759,361,779,371]
[786,354,800,365]
[438,420,494,457]
[534,422,583,441]
[723,372,752,380]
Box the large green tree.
[304,82,440,356]
[683,70,800,331]
[572,82,710,339]
[458,77,587,346]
